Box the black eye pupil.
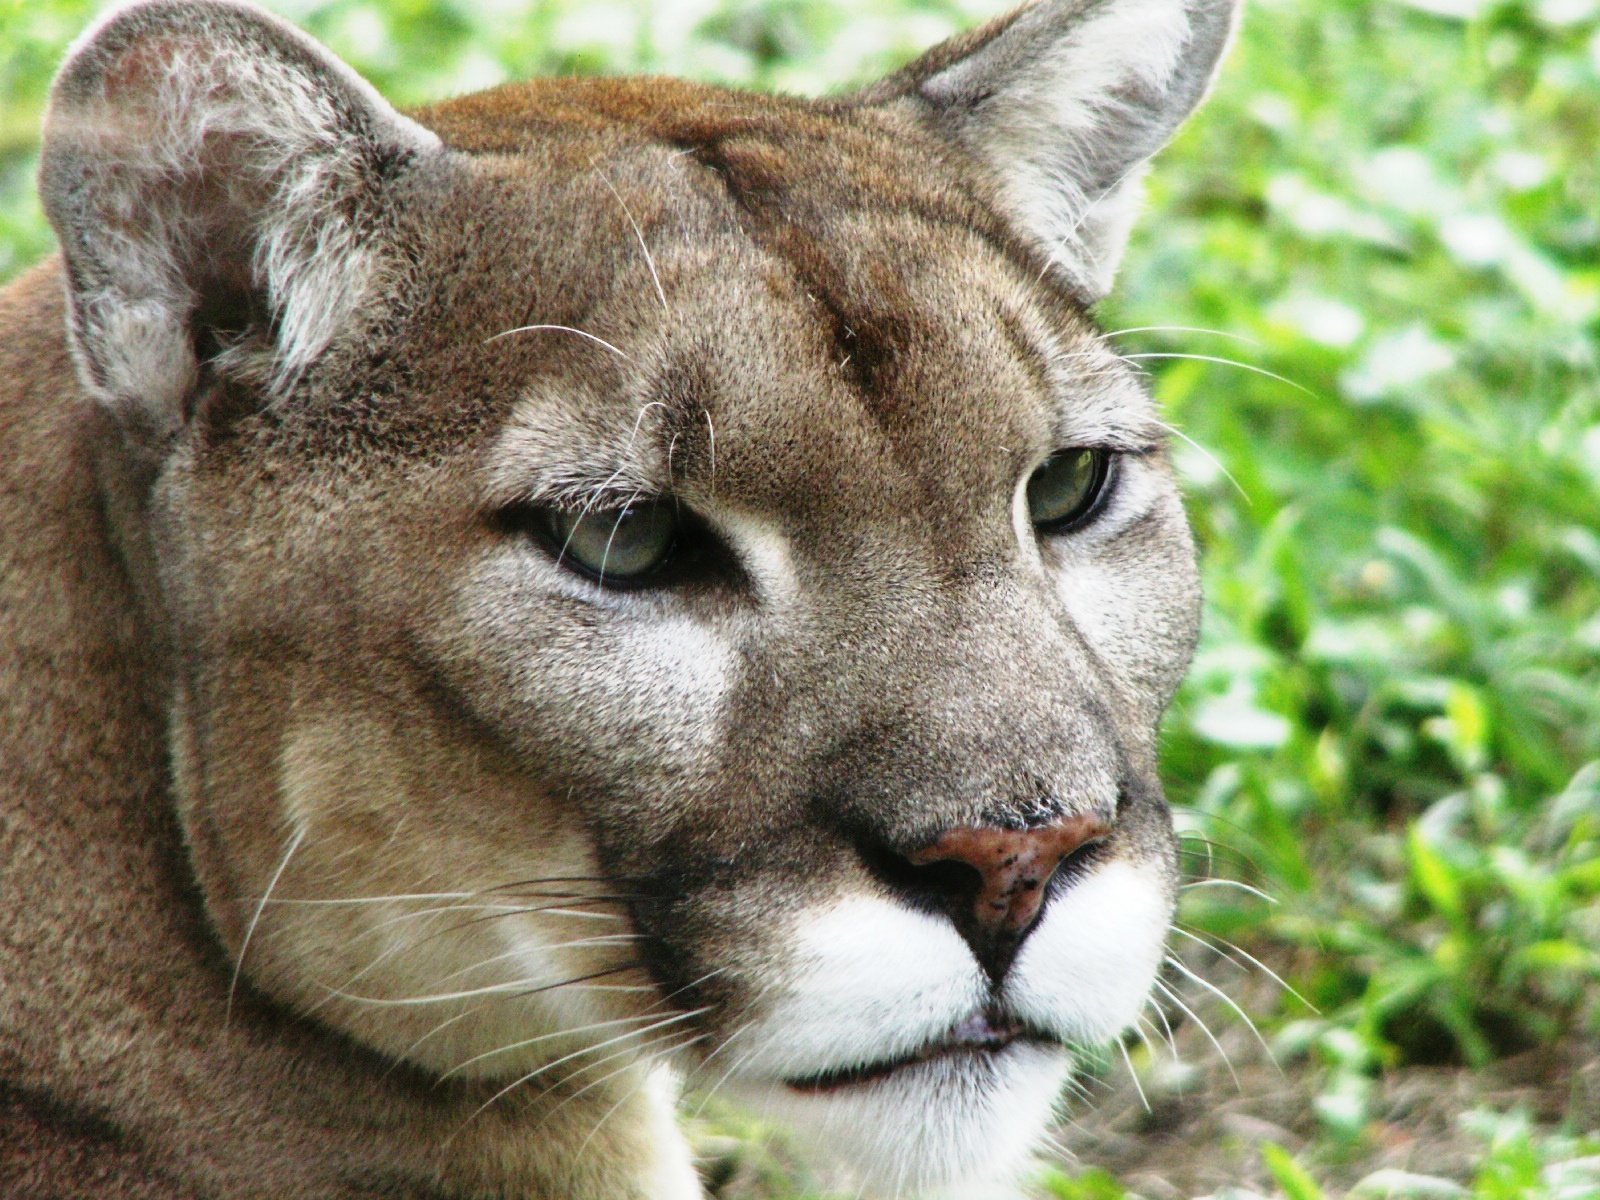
[1027,449,1109,530]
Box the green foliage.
[1140,0,1600,1083]
[1459,1109,1600,1200]
[1036,1165,1131,1200]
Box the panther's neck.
[0,261,701,1200]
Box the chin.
[727,1039,1074,1197]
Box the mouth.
[782,1011,1054,1094]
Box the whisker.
[1150,416,1250,503]
[485,324,631,360]
[657,965,729,1007]
[265,884,637,906]
[441,964,724,1083]
[1117,1039,1151,1113]
[1100,325,1259,345]
[703,409,716,500]
[1154,977,1239,1089]
[596,169,669,314]
[481,874,650,890]
[439,1007,689,1080]
[453,1007,712,1134]
[1173,925,1313,1014]
[1174,821,1271,875]
[1148,990,1180,1059]
[1129,1015,1158,1063]
[265,892,487,906]
[424,907,640,943]
[1122,352,1316,398]
[228,824,307,1025]
[423,940,645,993]
[559,1030,708,1162]
[387,1006,481,1073]
[596,485,648,586]
[685,1020,760,1120]
[1165,954,1278,1070]
[1178,878,1278,904]
[317,962,644,1009]
[304,909,641,1015]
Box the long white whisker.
[1171,926,1314,1013]
[685,1018,763,1120]
[1151,416,1250,503]
[265,892,485,905]
[1122,352,1316,397]
[485,324,632,360]
[561,1030,707,1164]
[1154,978,1239,1088]
[1101,325,1259,346]
[317,962,642,1009]
[1164,954,1278,1068]
[390,1006,479,1070]
[703,409,716,500]
[453,1007,711,1133]
[565,1059,663,1163]
[228,824,307,1024]
[1147,992,1180,1059]
[423,941,644,993]
[1117,1039,1151,1113]
[440,1009,687,1080]
[1134,1014,1166,1061]
[265,890,629,909]
[1179,878,1278,904]
[597,169,669,314]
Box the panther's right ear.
[39,0,439,436]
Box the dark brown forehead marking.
[413,75,1083,411]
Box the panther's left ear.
[858,0,1240,301]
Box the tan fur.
[0,1,1237,1195]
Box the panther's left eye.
[1027,448,1113,531]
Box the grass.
[3,0,1598,1194]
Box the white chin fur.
[717,861,1172,1197]
[729,1042,1072,1198]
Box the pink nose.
[907,814,1110,936]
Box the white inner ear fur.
[42,0,439,421]
[917,0,1239,299]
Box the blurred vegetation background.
[3,0,1598,1196]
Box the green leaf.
[1261,1142,1328,1200]
[1407,825,1468,925]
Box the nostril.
[856,837,985,911]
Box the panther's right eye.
[503,499,680,586]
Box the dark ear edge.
[40,0,440,431]
[854,0,1241,300]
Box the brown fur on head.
[1,0,1237,1195]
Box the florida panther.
[0,0,1236,1195]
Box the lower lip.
[782,1017,1045,1095]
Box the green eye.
[1026,449,1112,530]
[547,500,678,584]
